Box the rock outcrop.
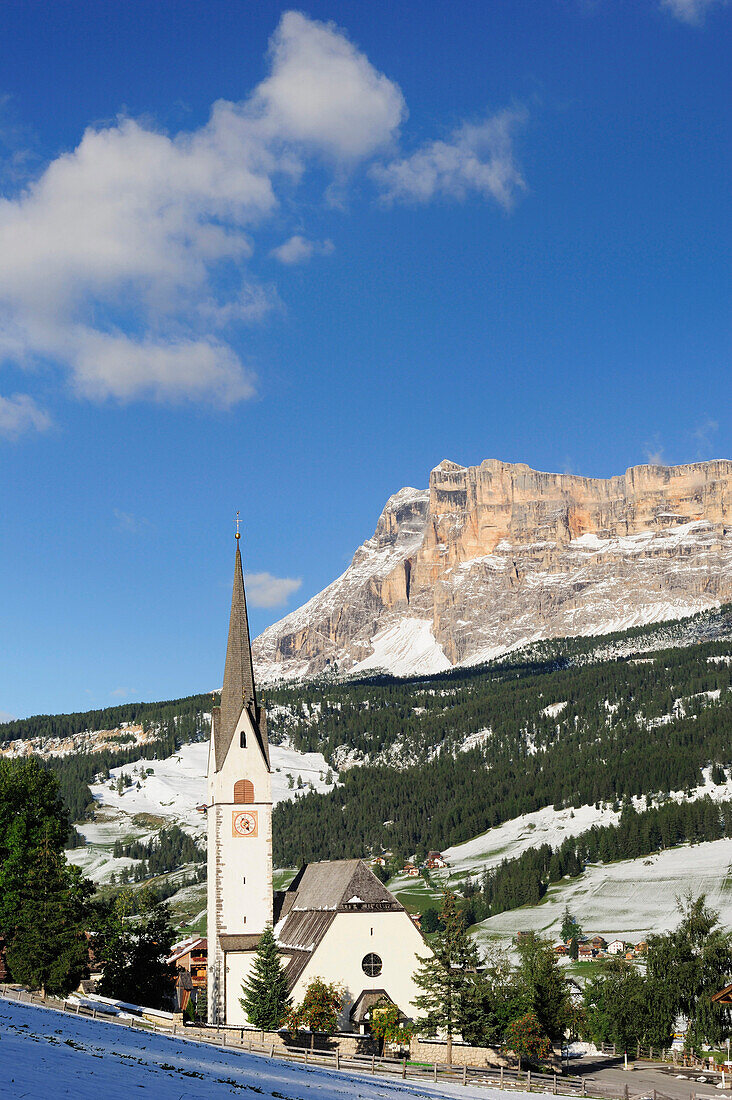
[253,459,732,680]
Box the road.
[570,1054,730,1100]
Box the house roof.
[712,982,732,1004]
[167,937,207,965]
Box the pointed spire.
[220,538,257,751]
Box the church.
[207,534,429,1030]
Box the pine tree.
[412,891,481,1064]
[5,840,92,995]
[560,906,582,944]
[239,925,291,1030]
[515,933,571,1040]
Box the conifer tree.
[5,841,92,995]
[239,925,291,1030]
[412,891,481,1064]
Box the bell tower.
[207,528,272,1024]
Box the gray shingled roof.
[277,910,335,952]
[219,933,262,952]
[282,860,402,914]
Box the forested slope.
[5,606,732,870]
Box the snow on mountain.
[350,618,452,677]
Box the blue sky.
[0,0,729,718]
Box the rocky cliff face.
[253,459,732,680]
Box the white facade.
[207,540,429,1031]
[287,909,427,1031]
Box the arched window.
[233,779,254,804]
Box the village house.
[606,939,625,955]
[402,863,419,877]
[425,851,448,869]
[578,943,595,959]
[168,937,207,987]
[589,935,607,951]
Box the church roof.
[279,859,402,918]
[213,540,269,771]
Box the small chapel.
[207,534,428,1030]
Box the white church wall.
[288,910,427,1031]
[225,951,258,1026]
[212,707,273,938]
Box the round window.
[362,952,382,977]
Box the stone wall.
[409,1036,508,1068]
[184,1024,380,1057]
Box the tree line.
[113,824,204,875]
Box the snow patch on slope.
[67,739,338,884]
[349,618,452,677]
[474,839,732,945]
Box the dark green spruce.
[239,925,291,1030]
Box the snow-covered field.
[442,803,622,878]
[66,739,337,885]
[474,839,732,945]
[0,998,545,1100]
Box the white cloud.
[245,571,302,608]
[642,431,666,466]
[0,11,527,414]
[373,107,527,210]
[113,509,153,535]
[0,393,51,438]
[0,710,15,723]
[271,234,335,264]
[660,0,726,24]
[254,11,406,159]
[693,417,719,457]
[110,687,137,699]
[0,12,403,408]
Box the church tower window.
[362,953,382,977]
[234,779,255,804]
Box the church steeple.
[212,531,267,771]
[207,524,274,1026]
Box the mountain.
[253,458,732,681]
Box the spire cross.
[235,511,241,541]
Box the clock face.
[232,810,258,838]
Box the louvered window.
[233,780,254,804]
